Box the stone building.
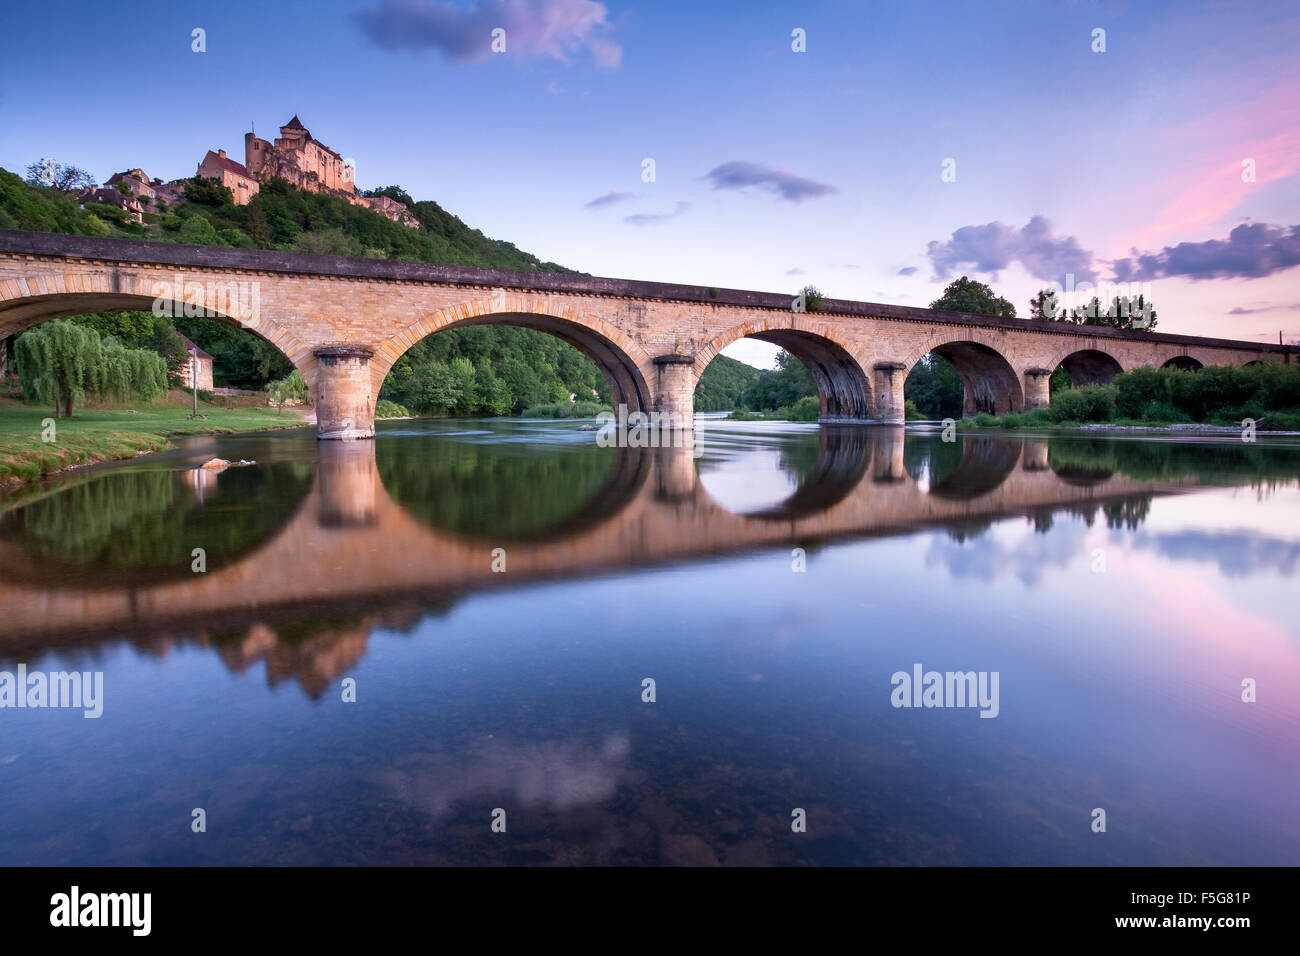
[361,193,421,228]
[106,168,159,205]
[182,115,420,223]
[245,116,356,200]
[76,187,144,224]
[177,335,214,391]
[196,150,260,205]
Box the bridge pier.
[1024,369,1051,410]
[652,444,699,501]
[317,441,380,526]
[870,426,907,481]
[313,346,376,441]
[873,362,907,424]
[653,354,696,429]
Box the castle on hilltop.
[193,116,419,227]
[245,116,355,200]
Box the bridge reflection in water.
[0,424,1213,696]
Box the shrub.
[521,401,611,418]
[83,212,111,237]
[904,398,924,420]
[1048,384,1115,422]
[1263,411,1300,430]
[1112,366,1182,418]
[799,285,825,312]
[375,399,411,418]
[998,412,1024,428]
[789,395,821,421]
[974,412,998,426]
[1139,400,1191,423]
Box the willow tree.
[100,339,167,404]
[14,321,101,417]
[15,320,167,417]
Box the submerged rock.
[198,458,256,472]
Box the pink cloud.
[1114,80,1300,255]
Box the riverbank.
[915,414,1300,436]
[0,392,308,486]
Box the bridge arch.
[902,335,1024,416]
[1161,355,1203,372]
[697,318,873,419]
[374,295,654,417]
[1054,348,1124,386]
[0,268,306,381]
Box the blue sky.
[2,0,1298,367]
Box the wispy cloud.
[785,267,805,276]
[353,0,621,67]
[926,216,1098,283]
[1228,303,1300,315]
[702,161,836,203]
[897,266,918,276]
[624,201,689,226]
[1113,223,1300,281]
[585,190,634,209]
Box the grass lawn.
[0,389,309,484]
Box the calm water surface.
[1,418,1298,865]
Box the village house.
[177,335,214,391]
[195,149,260,206]
[105,168,159,206]
[76,187,144,224]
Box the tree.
[448,357,479,413]
[695,354,760,411]
[904,353,964,418]
[14,320,164,417]
[177,214,221,246]
[268,369,309,414]
[408,360,462,414]
[99,339,167,403]
[71,311,189,382]
[798,285,825,312]
[15,321,101,417]
[1068,296,1103,325]
[82,212,111,237]
[473,362,511,416]
[24,160,95,192]
[181,175,234,207]
[1103,294,1158,331]
[291,227,362,257]
[1029,289,1059,320]
[244,196,272,248]
[930,276,1016,318]
[740,350,817,410]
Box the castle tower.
[279,115,310,146]
[244,130,268,178]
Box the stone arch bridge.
[0,230,1290,437]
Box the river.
[0,418,1297,865]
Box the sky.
[2,0,1298,368]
